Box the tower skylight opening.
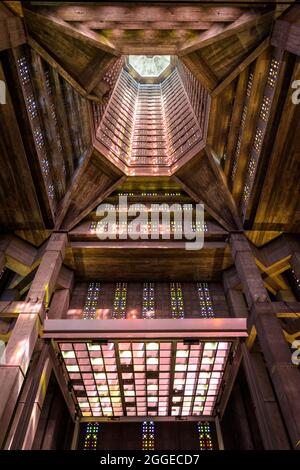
[128,55,171,77]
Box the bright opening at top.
[128,55,171,77]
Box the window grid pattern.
[113,282,127,319]
[48,184,55,200]
[242,182,251,204]
[17,57,30,85]
[83,282,101,320]
[253,127,263,152]
[242,155,257,204]
[240,54,282,218]
[16,52,56,205]
[83,422,100,450]
[197,283,215,318]
[259,95,271,121]
[33,127,45,150]
[170,283,185,319]
[41,158,50,176]
[247,155,257,178]
[267,59,280,87]
[142,421,155,450]
[246,72,254,97]
[198,421,213,450]
[50,102,58,125]
[44,69,53,96]
[59,340,231,418]
[142,283,155,319]
[118,191,182,197]
[192,221,208,233]
[89,220,208,237]
[231,68,254,182]
[26,94,38,120]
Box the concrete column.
[223,269,290,449]
[5,343,52,449]
[0,233,67,448]
[241,344,290,449]
[48,289,70,319]
[230,233,300,449]
[27,233,68,307]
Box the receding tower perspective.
[0,0,299,453]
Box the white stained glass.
[128,56,171,77]
[59,340,231,418]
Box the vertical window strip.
[197,283,215,318]
[198,421,213,450]
[242,154,257,204]
[291,269,300,292]
[16,54,56,203]
[142,421,155,450]
[142,282,155,318]
[44,68,53,96]
[83,422,100,450]
[170,282,185,319]
[231,68,254,182]
[113,282,127,319]
[241,54,282,217]
[83,282,101,320]
[267,58,280,87]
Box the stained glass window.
[142,421,155,450]
[58,340,231,418]
[267,58,280,87]
[246,72,254,97]
[197,283,215,318]
[259,95,271,121]
[142,283,155,318]
[113,282,127,319]
[48,184,55,200]
[26,94,38,120]
[231,68,254,182]
[83,422,100,450]
[253,127,263,152]
[44,69,53,96]
[83,282,101,320]
[170,283,185,319]
[17,56,30,85]
[16,52,56,204]
[198,421,213,450]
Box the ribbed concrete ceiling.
[95,57,210,175]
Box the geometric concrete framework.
[1,1,300,452]
[95,57,210,175]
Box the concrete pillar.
[241,344,290,449]
[230,233,300,449]
[223,269,290,449]
[0,233,67,448]
[5,343,52,450]
[48,289,70,319]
